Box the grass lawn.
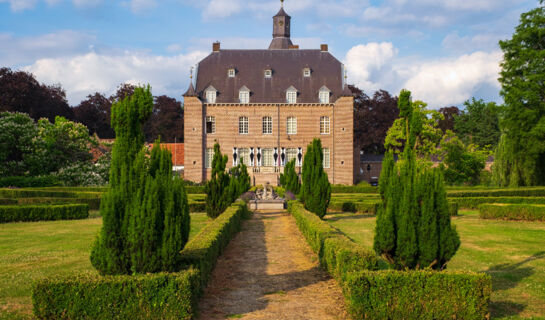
[0,212,210,320]
[325,210,545,320]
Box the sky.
[0,0,539,108]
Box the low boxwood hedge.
[186,186,205,194]
[329,200,379,214]
[188,201,205,213]
[180,201,251,287]
[447,187,545,198]
[331,185,378,194]
[0,176,60,188]
[13,197,101,210]
[479,203,545,221]
[0,188,102,199]
[33,270,200,320]
[0,204,89,223]
[31,201,251,319]
[0,198,17,205]
[450,196,545,209]
[344,270,491,320]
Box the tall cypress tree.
[281,159,300,194]
[205,143,231,218]
[374,90,460,270]
[300,139,331,218]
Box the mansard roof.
[194,49,344,104]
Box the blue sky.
[0,0,539,108]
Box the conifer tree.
[205,143,231,218]
[374,90,460,270]
[227,160,251,202]
[280,159,300,194]
[91,88,190,275]
[300,139,331,218]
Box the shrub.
[280,159,300,194]
[448,202,458,216]
[14,197,101,210]
[344,270,491,320]
[450,196,545,209]
[239,191,256,203]
[205,143,231,218]
[0,198,17,205]
[341,201,357,213]
[186,186,205,194]
[188,201,205,212]
[274,186,285,198]
[0,204,89,223]
[447,187,545,197]
[0,176,60,188]
[32,270,200,320]
[329,201,379,214]
[0,188,102,199]
[331,185,378,194]
[180,202,250,287]
[300,139,331,218]
[284,191,295,201]
[479,203,545,221]
[227,161,250,203]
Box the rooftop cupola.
[269,0,293,50]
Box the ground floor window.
[286,148,298,166]
[238,148,250,166]
[262,148,274,167]
[323,148,330,168]
[205,148,214,168]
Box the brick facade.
[184,97,355,185]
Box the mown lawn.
[325,210,545,319]
[0,212,210,320]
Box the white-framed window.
[206,116,215,134]
[228,68,235,77]
[286,86,297,104]
[262,148,274,167]
[264,69,272,78]
[286,148,298,165]
[239,91,250,104]
[205,148,214,168]
[239,116,249,134]
[303,68,311,77]
[238,148,250,166]
[320,116,330,134]
[262,116,272,134]
[287,116,297,135]
[319,86,330,104]
[205,86,217,103]
[323,148,330,168]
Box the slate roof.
[194,49,344,104]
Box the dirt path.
[198,210,349,320]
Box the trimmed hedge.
[31,201,250,319]
[29,186,107,192]
[0,176,60,188]
[186,186,205,194]
[180,201,251,287]
[33,270,200,320]
[479,203,545,221]
[288,201,491,320]
[450,196,545,209]
[448,202,459,216]
[188,201,205,213]
[0,188,102,199]
[0,204,89,223]
[287,201,379,276]
[0,198,17,205]
[447,187,545,197]
[329,200,379,214]
[331,185,378,194]
[344,270,491,320]
[13,197,101,210]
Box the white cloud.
[72,0,102,7]
[22,50,208,104]
[442,32,501,53]
[345,42,502,107]
[0,0,37,11]
[122,0,155,13]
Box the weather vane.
[190,66,194,80]
[281,0,284,8]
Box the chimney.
[320,44,328,52]
[213,42,221,52]
[289,45,299,50]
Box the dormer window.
[286,86,298,104]
[205,86,217,103]
[239,86,250,104]
[228,68,236,77]
[264,69,272,78]
[303,68,311,77]
[319,86,330,104]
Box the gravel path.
[197,210,349,320]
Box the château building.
[183,3,355,186]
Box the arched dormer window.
[239,86,250,104]
[205,86,217,103]
[303,67,311,77]
[286,86,298,104]
[264,69,272,78]
[228,68,236,77]
[319,86,330,104]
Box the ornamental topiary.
[280,159,300,195]
[205,143,231,218]
[300,139,331,219]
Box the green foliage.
[479,203,545,221]
[331,185,378,194]
[341,201,357,213]
[454,98,501,149]
[374,90,460,270]
[180,202,250,287]
[330,201,379,214]
[0,204,88,223]
[450,196,545,209]
[300,139,331,218]
[32,270,200,320]
[0,112,40,177]
[10,197,101,210]
[344,270,491,320]
[53,152,110,187]
[496,4,545,186]
[439,131,487,186]
[227,160,251,203]
[280,159,300,194]
[447,187,545,197]
[91,87,190,275]
[0,188,102,199]
[205,143,231,218]
[287,201,379,276]
[0,175,59,188]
